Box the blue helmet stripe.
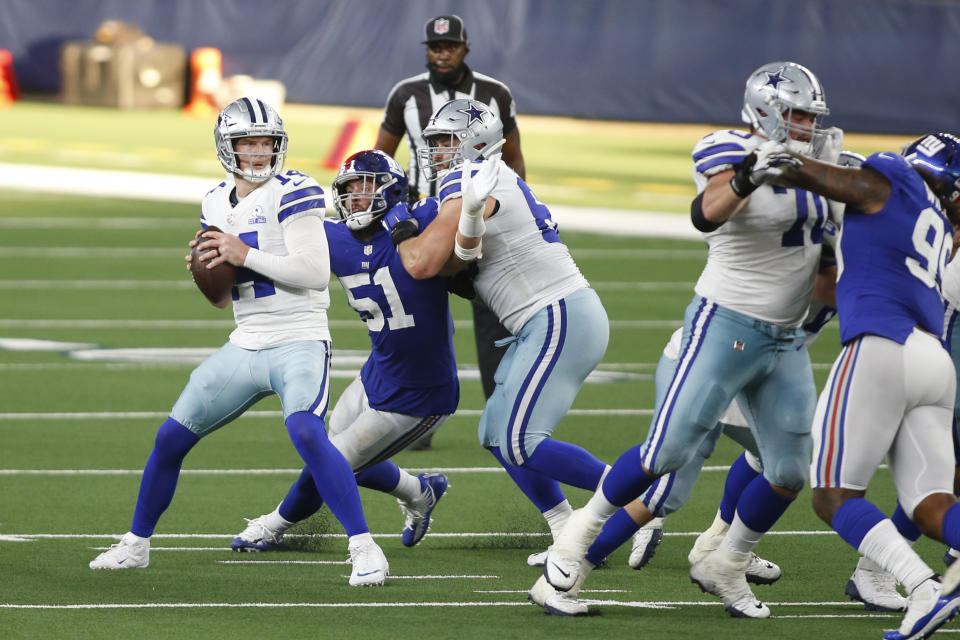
[241,97,257,123]
[256,99,269,123]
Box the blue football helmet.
[903,133,960,206]
[333,150,408,231]
[214,97,288,183]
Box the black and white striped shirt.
[381,64,519,198]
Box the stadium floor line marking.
[8,530,836,541]
[0,464,737,475]
[0,318,692,329]
[0,601,895,612]
[0,408,652,420]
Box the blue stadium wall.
[2,0,957,134]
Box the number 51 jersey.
[324,198,458,416]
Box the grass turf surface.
[0,103,949,639]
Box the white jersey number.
[340,267,415,332]
[906,207,951,290]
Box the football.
[190,226,237,305]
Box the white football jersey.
[200,170,331,349]
[942,253,960,310]
[438,161,589,334]
[692,129,828,327]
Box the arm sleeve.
[242,215,330,290]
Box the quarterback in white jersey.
[89,98,387,587]
[385,98,613,569]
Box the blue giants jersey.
[325,198,459,416]
[836,152,952,344]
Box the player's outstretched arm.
[776,156,891,215]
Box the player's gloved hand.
[460,150,502,237]
[813,126,844,164]
[729,140,802,197]
[381,202,419,247]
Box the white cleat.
[943,554,960,598]
[846,556,906,612]
[529,562,592,616]
[745,553,782,585]
[543,508,604,592]
[883,578,960,640]
[89,532,149,570]
[690,547,770,618]
[628,517,664,570]
[688,527,725,566]
[527,547,550,567]
[347,539,389,587]
[231,515,285,552]
[688,527,780,585]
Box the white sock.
[706,509,731,536]
[125,531,150,544]
[596,464,612,491]
[858,519,934,593]
[388,470,423,503]
[543,500,573,542]
[723,513,763,558]
[584,486,620,521]
[348,532,374,548]
[264,506,296,532]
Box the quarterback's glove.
[382,202,419,247]
[813,127,844,164]
[730,140,803,198]
[459,151,502,238]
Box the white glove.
[459,152,502,238]
[813,126,844,163]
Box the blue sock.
[735,477,794,533]
[278,467,324,523]
[130,418,200,537]
[489,447,565,512]
[941,502,960,550]
[523,438,607,491]
[831,497,886,548]
[356,460,401,493]
[891,500,922,543]
[285,411,368,536]
[601,444,656,507]
[719,452,760,524]
[586,508,639,566]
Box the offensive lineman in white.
[382,98,614,562]
[89,98,388,587]
[542,61,840,618]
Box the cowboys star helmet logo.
[434,18,450,35]
[458,104,486,125]
[764,69,788,89]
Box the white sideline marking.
[0,318,692,330]
[0,408,652,420]
[0,600,894,612]
[219,560,346,565]
[0,279,688,291]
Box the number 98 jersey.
[836,152,953,344]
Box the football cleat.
[688,526,725,565]
[527,547,550,567]
[846,557,906,612]
[745,553,782,586]
[941,555,960,598]
[883,579,959,640]
[543,508,605,592]
[231,515,285,552]
[399,473,448,547]
[529,563,591,616]
[628,517,664,570]
[944,547,960,568]
[690,547,770,618]
[348,538,389,587]
[89,532,149,570]
[688,527,780,585]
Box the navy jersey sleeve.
[409,197,440,228]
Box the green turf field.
[0,103,950,639]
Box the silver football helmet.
[741,61,829,156]
[214,97,288,183]
[417,98,503,183]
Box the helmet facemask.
[741,62,829,157]
[214,98,289,183]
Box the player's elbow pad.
[690,192,722,232]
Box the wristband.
[458,211,486,238]
[390,219,419,247]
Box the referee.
[375,14,527,447]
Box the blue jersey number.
[776,187,826,247]
[232,231,276,299]
[517,178,560,243]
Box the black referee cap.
[422,15,468,44]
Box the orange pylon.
[183,47,222,117]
